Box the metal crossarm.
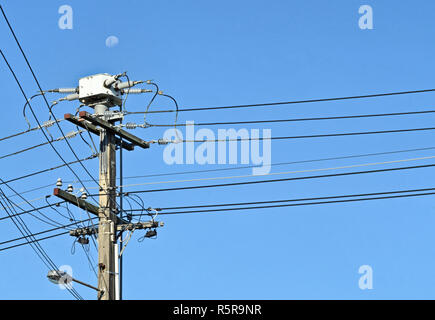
[78,111,150,149]
[64,113,135,151]
[53,188,99,216]
[53,188,129,224]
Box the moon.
[105,36,119,48]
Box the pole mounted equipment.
[50,72,160,300]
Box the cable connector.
[124,122,138,130]
[44,88,78,93]
[120,88,153,94]
[103,72,127,88]
[59,93,80,102]
[121,122,151,129]
[42,120,56,128]
[146,139,169,145]
[113,80,144,90]
[157,139,171,145]
[65,131,79,139]
[102,110,124,122]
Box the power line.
[0,202,65,222]
[0,231,70,252]
[0,46,102,298]
[115,162,435,195]
[0,195,53,212]
[0,154,97,189]
[174,126,435,144]
[0,185,83,299]
[150,187,435,211]
[0,177,76,229]
[142,109,435,127]
[0,199,70,228]
[142,81,159,121]
[132,191,435,216]
[0,50,99,211]
[109,155,435,189]
[0,130,84,161]
[0,218,95,246]
[12,145,435,198]
[0,119,63,143]
[0,15,101,201]
[126,88,435,114]
[72,146,435,184]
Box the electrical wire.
[0,49,100,214]
[174,126,435,144]
[142,187,435,211]
[12,145,435,199]
[22,93,42,129]
[0,218,95,246]
[55,146,435,185]
[142,81,159,122]
[143,109,435,127]
[0,231,70,252]
[159,92,181,141]
[130,191,435,216]
[0,178,75,229]
[0,30,101,202]
[112,162,435,195]
[109,155,435,189]
[113,146,435,181]
[45,196,78,223]
[124,193,147,222]
[0,201,64,222]
[121,73,131,113]
[0,129,84,161]
[126,88,435,114]
[0,154,97,194]
[75,105,97,155]
[0,119,63,143]
[0,185,83,299]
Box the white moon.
[105,36,119,48]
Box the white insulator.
[157,139,170,145]
[67,184,73,193]
[64,93,79,101]
[56,178,62,187]
[43,120,56,128]
[58,88,78,93]
[103,77,117,88]
[114,81,141,90]
[65,131,79,139]
[122,89,152,94]
[125,123,138,130]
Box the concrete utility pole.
[52,73,163,300]
[96,103,117,300]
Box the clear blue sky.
[1,0,435,299]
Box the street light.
[47,270,100,292]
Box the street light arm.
[72,278,100,292]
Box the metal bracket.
[64,113,134,151]
[70,221,163,237]
[53,188,128,224]
[79,111,150,149]
[101,111,124,122]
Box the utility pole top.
[50,72,159,300]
